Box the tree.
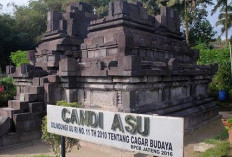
[214,5,232,40]
[14,1,47,45]
[211,0,231,42]
[0,14,32,71]
[160,0,213,45]
[188,6,216,45]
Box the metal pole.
[61,136,65,157]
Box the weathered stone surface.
[25,86,44,94]
[0,108,22,118]
[29,102,45,113]
[13,113,42,133]
[6,65,15,74]
[2,131,41,147]
[24,93,44,102]
[8,100,28,112]
[0,117,10,136]
[59,58,79,76]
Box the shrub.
[194,44,232,99]
[0,77,16,107]
[41,101,81,157]
[10,50,29,67]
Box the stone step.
[24,86,44,94]
[0,108,22,118]
[32,77,48,87]
[8,100,29,112]
[0,131,42,147]
[29,102,45,113]
[21,93,44,102]
[13,113,42,133]
[167,102,218,129]
[0,116,11,136]
[168,102,216,117]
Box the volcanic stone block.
[32,77,41,86]
[59,58,79,76]
[2,131,42,147]
[13,113,42,133]
[27,50,36,65]
[8,100,28,112]
[0,117,10,136]
[0,137,2,147]
[27,86,44,94]
[2,133,20,147]
[47,11,62,32]
[64,89,78,103]
[29,102,45,113]
[110,0,129,15]
[123,56,141,71]
[121,91,137,112]
[44,83,63,104]
[48,75,60,83]
[40,77,48,86]
[0,108,22,118]
[24,94,44,102]
[6,65,15,74]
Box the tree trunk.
[225,0,228,42]
[184,0,189,45]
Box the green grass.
[204,130,229,144]
[198,130,230,157]
[198,141,230,157]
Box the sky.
[0,0,29,13]
[0,0,231,40]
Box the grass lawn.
[196,130,231,157]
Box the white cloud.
[0,0,29,14]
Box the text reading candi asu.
[47,105,184,157]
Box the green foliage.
[201,131,230,156]
[195,44,232,98]
[211,0,232,40]
[41,101,81,157]
[227,118,232,125]
[189,6,216,46]
[10,50,29,67]
[198,141,230,157]
[56,100,82,108]
[0,14,31,71]
[0,77,16,107]
[197,45,230,65]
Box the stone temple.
[1,0,218,147]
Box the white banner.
[47,105,184,157]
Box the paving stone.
[194,142,215,153]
